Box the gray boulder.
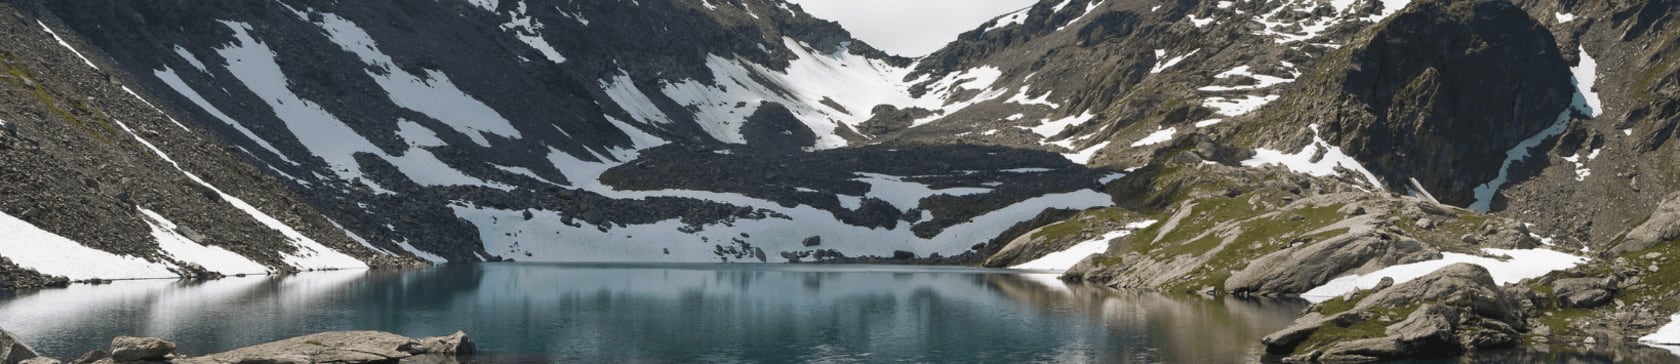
[18,358,59,364]
[1226,233,1439,296]
[109,336,175,362]
[1353,264,1525,325]
[415,331,475,355]
[1263,264,1528,360]
[1,329,39,364]
[174,331,473,364]
[67,350,108,364]
[1552,277,1617,308]
[1618,192,1680,254]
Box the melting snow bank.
[37,20,98,70]
[1470,46,1600,212]
[1011,220,1159,272]
[0,211,177,281]
[1243,124,1386,190]
[1640,315,1680,352]
[1300,248,1587,303]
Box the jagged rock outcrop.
[1264,264,1527,362]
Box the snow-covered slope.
[18,0,1126,268]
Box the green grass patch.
[1293,303,1422,355]
[1,51,117,142]
[1030,207,1146,241]
[1153,201,1347,292]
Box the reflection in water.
[2,264,1310,362]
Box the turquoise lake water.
[0,263,1315,362]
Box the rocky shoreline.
[0,329,473,364]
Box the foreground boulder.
[174,331,473,364]
[1264,264,1526,362]
[1,329,39,364]
[109,336,176,362]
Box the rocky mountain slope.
[0,1,422,289]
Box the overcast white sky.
[787,0,1037,57]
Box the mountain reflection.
[2,264,1305,362]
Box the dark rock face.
[740,102,817,152]
[1256,0,1574,206]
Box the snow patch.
[500,1,567,63]
[1007,85,1061,108]
[1063,141,1110,165]
[313,13,523,147]
[1151,49,1199,74]
[1243,124,1385,190]
[663,39,946,146]
[986,7,1031,33]
[154,67,296,165]
[1011,220,1157,271]
[0,211,177,280]
[1028,112,1097,139]
[1202,94,1279,116]
[388,119,517,190]
[1059,1,1106,31]
[853,173,990,211]
[1188,15,1215,28]
[396,240,447,263]
[38,21,98,70]
[1197,65,1295,91]
[173,45,208,73]
[1301,248,1586,303]
[1130,127,1176,147]
[138,208,271,275]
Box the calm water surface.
[0,264,1311,362]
